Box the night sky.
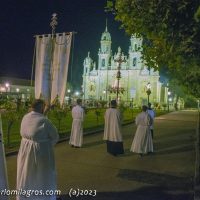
[0,0,129,89]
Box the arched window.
[135,44,137,51]
[133,58,137,66]
[102,59,105,67]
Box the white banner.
[34,33,72,105]
[0,114,9,200]
[51,33,72,105]
[35,34,52,103]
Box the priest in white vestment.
[130,105,153,156]
[103,100,124,156]
[16,99,59,200]
[69,99,85,147]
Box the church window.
[133,58,137,66]
[135,44,137,51]
[102,59,105,67]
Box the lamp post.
[169,97,172,110]
[67,89,71,105]
[167,91,171,112]
[146,82,151,105]
[103,90,106,100]
[5,82,10,99]
[114,51,125,102]
[5,83,10,91]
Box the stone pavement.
[6,110,198,200]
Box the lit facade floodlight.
[16,88,20,92]
[67,89,71,93]
[168,91,171,95]
[103,90,106,94]
[169,97,172,102]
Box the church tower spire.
[98,20,112,69]
[105,18,108,32]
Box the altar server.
[69,99,85,147]
[17,99,59,200]
[103,100,124,156]
[130,105,153,156]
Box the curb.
[194,110,200,200]
[6,121,134,157]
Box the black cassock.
[106,140,124,156]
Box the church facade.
[82,26,168,107]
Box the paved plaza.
[6,110,198,200]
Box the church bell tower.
[98,21,112,69]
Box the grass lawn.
[1,107,167,153]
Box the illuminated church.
[82,25,168,106]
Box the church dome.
[101,26,111,41]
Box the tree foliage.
[106,0,200,98]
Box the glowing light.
[75,91,79,96]
[5,83,10,88]
[0,87,6,92]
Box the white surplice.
[69,105,84,147]
[16,111,59,200]
[130,111,153,154]
[103,108,122,142]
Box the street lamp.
[67,89,71,105]
[75,91,79,96]
[103,90,106,100]
[5,82,10,90]
[146,82,151,105]
[167,91,171,112]
[5,82,10,99]
[169,97,172,109]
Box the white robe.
[103,108,122,142]
[16,111,59,200]
[130,111,153,154]
[69,105,84,147]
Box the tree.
[106,0,200,98]
[3,100,24,147]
